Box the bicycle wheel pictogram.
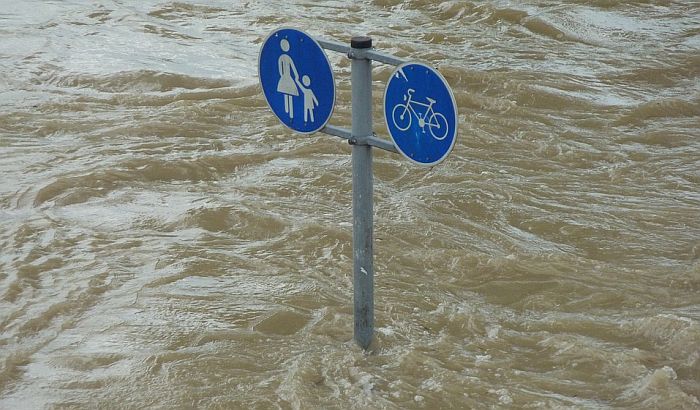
[428,112,448,140]
[391,103,412,131]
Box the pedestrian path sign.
[384,63,457,166]
[258,28,335,134]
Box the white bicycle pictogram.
[391,88,449,140]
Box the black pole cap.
[351,36,372,49]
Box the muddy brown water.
[1,1,699,408]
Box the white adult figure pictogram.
[277,39,300,119]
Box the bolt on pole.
[350,36,374,350]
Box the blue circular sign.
[259,28,335,134]
[384,63,458,166]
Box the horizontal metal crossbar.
[316,39,408,66]
[321,125,398,153]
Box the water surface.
[1,0,699,408]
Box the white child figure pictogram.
[297,75,318,123]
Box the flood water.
[1,1,699,408]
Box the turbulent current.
[1,1,699,408]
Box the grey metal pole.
[350,36,374,350]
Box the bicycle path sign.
[258,28,335,134]
[384,62,458,166]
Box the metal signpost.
[258,28,458,350]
